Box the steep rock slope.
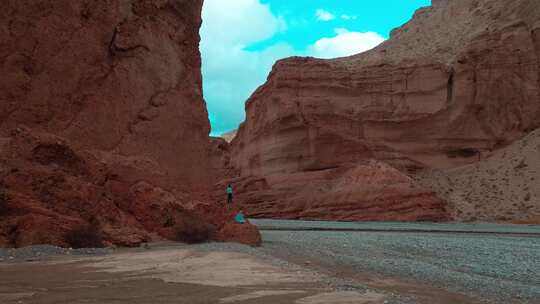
[0,0,260,247]
[229,0,540,221]
[414,128,540,223]
[1,0,210,191]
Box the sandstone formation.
[0,0,260,247]
[228,0,540,221]
[218,160,448,221]
[209,137,237,187]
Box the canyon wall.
[0,0,260,247]
[1,0,210,192]
[228,0,540,221]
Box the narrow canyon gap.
[0,0,260,247]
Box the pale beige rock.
[220,290,307,304]
[90,249,314,287]
[296,291,385,304]
[221,129,238,143]
[415,128,540,223]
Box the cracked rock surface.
[0,0,260,247]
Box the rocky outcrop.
[219,160,448,222]
[229,0,540,221]
[0,0,260,247]
[208,137,237,187]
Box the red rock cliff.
[1,0,210,192]
[228,0,540,221]
[0,0,260,247]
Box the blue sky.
[201,0,431,135]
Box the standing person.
[226,184,233,205]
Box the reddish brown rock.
[214,221,262,247]
[228,0,540,221]
[0,0,260,247]
[1,0,210,192]
[221,160,448,222]
[208,137,238,188]
[192,195,261,246]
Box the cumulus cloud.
[201,0,286,47]
[307,28,385,59]
[201,1,387,135]
[316,9,335,21]
[201,0,293,135]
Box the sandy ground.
[0,246,386,304]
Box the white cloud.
[316,9,335,21]
[201,0,286,47]
[340,14,357,20]
[201,0,293,135]
[307,28,385,59]
[201,1,387,134]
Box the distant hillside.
[220,130,237,143]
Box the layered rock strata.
[218,160,448,222]
[228,0,540,221]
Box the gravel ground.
[248,220,540,304]
[251,219,540,235]
[263,231,540,302]
[0,245,112,263]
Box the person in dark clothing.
[226,184,233,205]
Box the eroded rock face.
[220,160,448,222]
[0,0,260,247]
[1,0,210,192]
[229,0,540,221]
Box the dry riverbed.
[1,220,539,304]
